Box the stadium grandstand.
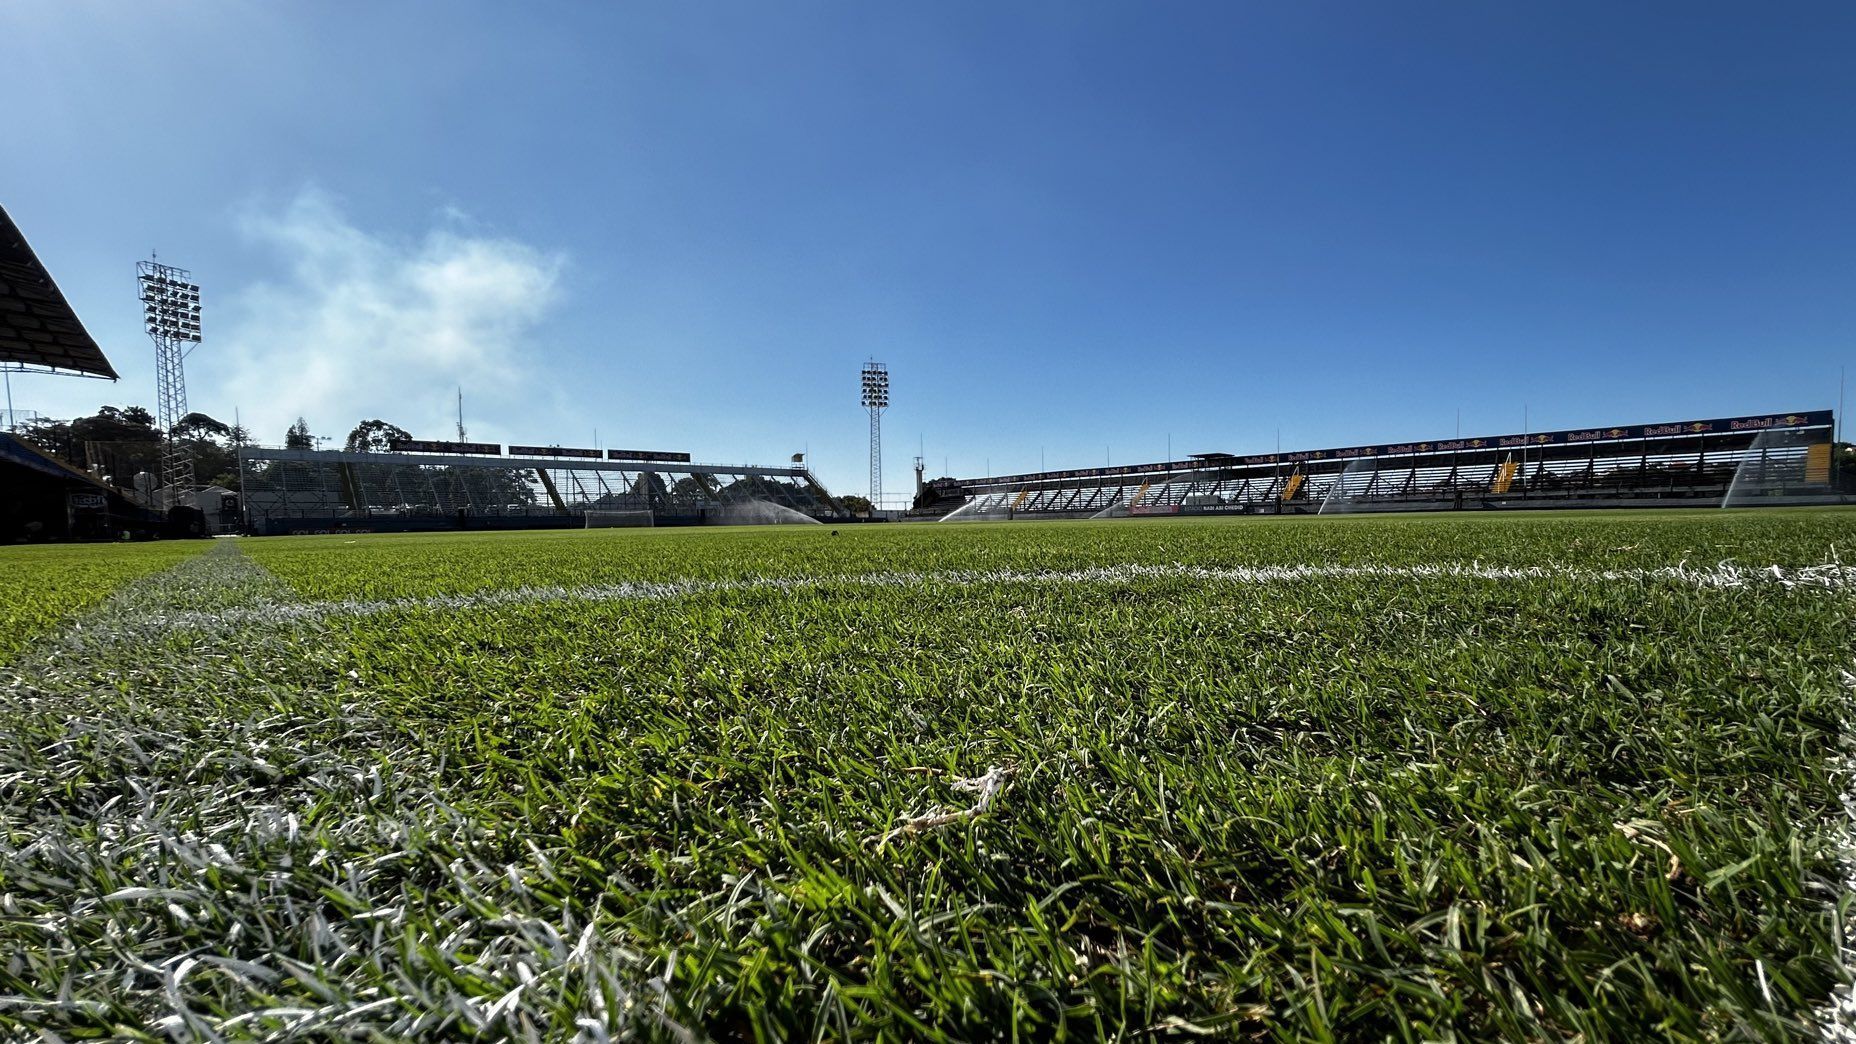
[0,204,120,382]
[238,441,843,534]
[0,432,169,541]
[917,410,1841,519]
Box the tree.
[716,475,829,511]
[344,419,412,454]
[838,495,873,516]
[629,471,669,496]
[669,475,718,499]
[101,406,158,434]
[172,415,241,489]
[16,404,251,492]
[173,412,231,440]
[18,405,164,488]
[23,405,163,449]
[911,476,962,511]
[285,418,314,450]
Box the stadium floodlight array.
[861,361,889,505]
[138,265,202,343]
[859,363,889,409]
[138,259,203,503]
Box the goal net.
[584,509,654,529]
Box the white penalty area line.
[1822,664,1856,1044]
[63,560,1856,641]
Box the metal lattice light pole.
[860,360,889,506]
[138,259,202,506]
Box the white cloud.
[214,190,565,446]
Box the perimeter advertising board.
[387,439,503,456]
[606,450,692,463]
[508,445,602,459]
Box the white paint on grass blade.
[66,560,1856,643]
[1820,666,1856,1042]
[1,545,675,1040]
[879,765,1014,846]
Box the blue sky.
[3,2,1852,502]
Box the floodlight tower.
[138,259,203,506]
[860,360,889,505]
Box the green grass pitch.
[3,509,1856,1040]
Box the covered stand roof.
[0,204,118,379]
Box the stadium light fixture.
[138,265,202,345]
[861,361,889,504]
[137,258,203,504]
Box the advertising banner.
[388,439,503,456]
[606,449,692,463]
[508,445,602,459]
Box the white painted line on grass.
[63,560,1856,643]
[1821,666,1856,1043]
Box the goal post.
[584,509,654,529]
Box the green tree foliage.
[344,419,414,454]
[173,413,231,440]
[629,471,670,496]
[168,413,239,488]
[717,474,830,510]
[20,405,160,456]
[285,418,314,450]
[669,475,718,500]
[1833,442,1856,492]
[17,406,247,490]
[911,477,962,512]
[19,406,163,487]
